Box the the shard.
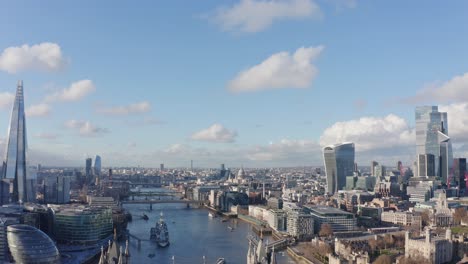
[4,80,28,203]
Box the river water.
[123,189,294,264]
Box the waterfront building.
[381,211,421,227]
[217,191,249,212]
[323,142,355,194]
[44,175,71,204]
[193,186,220,201]
[85,157,93,184]
[7,224,60,264]
[405,228,453,264]
[3,81,30,203]
[415,106,453,182]
[266,209,287,231]
[0,216,20,262]
[94,155,102,176]
[306,206,357,233]
[49,204,113,245]
[286,210,314,240]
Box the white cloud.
[0,42,66,73]
[214,0,321,33]
[247,139,320,161]
[408,72,468,103]
[26,103,51,117]
[0,92,14,109]
[64,120,109,137]
[191,124,238,143]
[98,101,151,115]
[45,80,95,102]
[228,45,324,92]
[440,103,468,141]
[319,114,415,151]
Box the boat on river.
[150,212,170,247]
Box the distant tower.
[85,158,92,184]
[371,161,378,176]
[160,164,164,171]
[4,81,29,203]
[94,155,101,177]
[191,160,193,171]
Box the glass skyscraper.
[94,155,101,176]
[3,81,28,203]
[323,142,355,194]
[415,106,453,183]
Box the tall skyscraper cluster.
[415,106,453,183]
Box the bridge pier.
[150,203,153,210]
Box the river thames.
[123,201,294,264]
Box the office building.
[323,142,355,194]
[371,161,378,176]
[374,164,386,177]
[7,224,60,264]
[306,206,357,233]
[287,210,314,240]
[160,163,164,171]
[3,81,29,203]
[94,155,101,176]
[85,158,92,184]
[418,154,435,176]
[415,106,453,182]
[381,211,421,227]
[44,175,71,204]
[48,204,113,245]
[453,158,467,193]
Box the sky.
[1,0,468,168]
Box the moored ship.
[150,212,170,247]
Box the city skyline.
[1,1,468,167]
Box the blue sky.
[1,0,468,168]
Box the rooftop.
[306,206,353,216]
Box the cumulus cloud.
[228,46,324,92]
[0,42,66,73]
[0,92,14,109]
[320,114,415,151]
[191,124,238,143]
[26,103,51,117]
[440,103,468,142]
[64,120,109,137]
[45,80,95,102]
[214,0,321,33]
[97,101,151,115]
[407,72,468,103]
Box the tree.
[368,239,378,252]
[383,234,394,249]
[373,255,392,264]
[420,210,431,227]
[454,208,467,225]
[319,223,333,237]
